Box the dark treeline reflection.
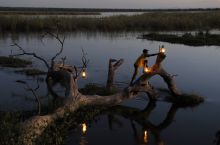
[107,101,178,145]
[214,130,220,145]
[71,100,198,145]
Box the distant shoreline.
[0,6,220,13]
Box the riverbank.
[1,11,220,32]
[139,32,220,46]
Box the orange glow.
[143,130,148,143]
[144,67,151,73]
[160,48,166,53]
[82,123,87,134]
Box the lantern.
[144,64,151,73]
[160,45,166,53]
[144,67,150,73]
[81,69,87,78]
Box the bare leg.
[130,66,138,85]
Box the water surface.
[0,32,220,145]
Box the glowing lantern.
[82,123,87,134]
[81,69,87,78]
[143,130,148,143]
[160,45,166,53]
[161,48,166,53]
[144,67,151,73]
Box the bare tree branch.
[11,42,50,69]
[41,31,66,69]
[16,80,41,115]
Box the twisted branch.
[11,43,50,69]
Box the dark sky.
[1,0,220,8]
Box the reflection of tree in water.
[214,131,220,145]
[94,100,189,145]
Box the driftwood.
[18,50,182,145]
[10,29,182,145]
[106,58,124,91]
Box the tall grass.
[1,11,220,32]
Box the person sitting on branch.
[130,49,159,85]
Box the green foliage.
[0,56,32,67]
[1,11,220,32]
[141,32,220,46]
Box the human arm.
[147,53,160,57]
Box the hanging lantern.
[160,45,166,53]
[161,48,166,53]
[81,69,87,78]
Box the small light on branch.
[160,45,166,53]
[161,48,166,53]
[81,69,87,78]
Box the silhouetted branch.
[106,58,124,91]
[16,80,41,115]
[41,31,66,69]
[10,42,50,69]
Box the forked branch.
[11,42,50,69]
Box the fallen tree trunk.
[19,53,181,145]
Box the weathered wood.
[106,58,124,91]
[19,52,182,144]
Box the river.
[0,32,220,145]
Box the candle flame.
[144,130,148,143]
[82,123,87,134]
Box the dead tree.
[9,30,184,144]
[16,48,183,145]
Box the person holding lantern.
[130,49,160,85]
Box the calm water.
[0,32,220,145]
[9,12,145,18]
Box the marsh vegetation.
[1,11,220,32]
[0,7,220,145]
[140,31,220,46]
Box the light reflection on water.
[0,32,220,145]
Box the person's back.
[134,53,145,68]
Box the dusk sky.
[1,0,220,9]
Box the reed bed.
[0,11,220,32]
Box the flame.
[82,123,87,134]
[81,70,87,78]
[143,130,148,143]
